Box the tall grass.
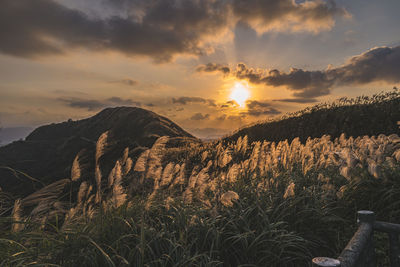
[1,116,400,265]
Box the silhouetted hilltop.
[0,107,196,196]
[26,107,193,143]
[226,90,400,144]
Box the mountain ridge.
[0,106,197,196]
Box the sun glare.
[229,82,250,107]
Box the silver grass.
[95,131,109,164]
[111,167,127,208]
[86,184,93,200]
[160,162,175,187]
[122,147,129,165]
[123,157,133,175]
[23,179,70,206]
[367,159,380,179]
[146,136,169,180]
[218,149,232,168]
[235,136,243,153]
[195,162,212,198]
[170,163,185,188]
[70,153,82,181]
[93,132,109,204]
[95,165,102,204]
[227,164,239,183]
[249,141,261,171]
[241,135,248,154]
[77,181,89,206]
[11,199,23,232]
[393,149,400,162]
[153,166,163,190]
[385,156,396,169]
[339,166,351,180]
[165,196,174,210]
[283,182,295,199]
[108,160,122,188]
[30,200,53,217]
[220,191,239,207]
[134,150,150,172]
[201,151,209,162]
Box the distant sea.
[0,127,33,146]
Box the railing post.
[357,210,376,267]
[338,210,376,267]
[312,257,341,267]
[389,232,400,267]
[357,210,375,225]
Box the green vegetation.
[1,91,400,266]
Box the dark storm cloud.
[59,97,141,111]
[0,0,347,60]
[172,97,216,107]
[190,113,210,120]
[243,100,281,117]
[0,0,228,61]
[199,46,400,99]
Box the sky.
[0,0,399,139]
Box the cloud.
[190,113,210,120]
[107,97,141,106]
[59,97,141,111]
[0,0,347,60]
[227,115,243,121]
[0,0,229,61]
[199,46,400,99]
[172,96,216,107]
[216,114,227,121]
[232,0,349,34]
[58,98,105,111]
[243,100,281,117]
[221,100,239,108]
[273,98,319,103]
[109,79,138,86]
[196,63,230,74]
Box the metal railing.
[312,210,400,267]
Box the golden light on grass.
[229,82,250,107]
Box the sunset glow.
[229,82,251,107]
[0,0,399,140]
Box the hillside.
[226,90,400,143]
[0,107,197,196]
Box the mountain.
[225,91,400,144]
[0,127,33,146]
[0,107,197,196]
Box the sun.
[229,82,250,107]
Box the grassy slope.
[226,91,400,143]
